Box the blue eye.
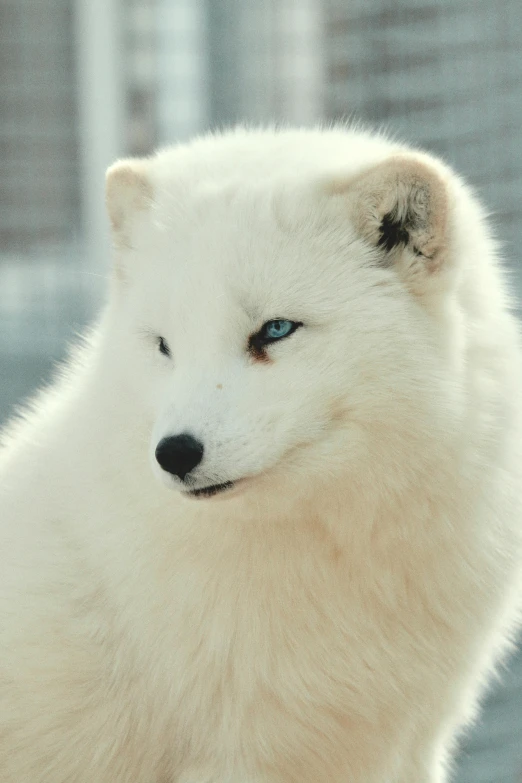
[248,319,303,359]
[262,320,295,340]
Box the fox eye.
[248,319,303,359]
[157,336,171,358]
[259,320,299,342]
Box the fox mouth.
[184,481,235,499]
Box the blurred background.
[0,0,521,779]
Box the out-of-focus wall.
[0,0,80,252]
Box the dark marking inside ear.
[377,209,424,258]
[377,210,410,253]
[350,157,447,279]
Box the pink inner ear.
[347,156,448,266]
[105,160,153,233]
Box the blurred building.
[0,2,521,780]
[0,0,79,252]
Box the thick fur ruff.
[1,127,521,783]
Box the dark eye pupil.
[158,337,170,357]
[271,321,286,335]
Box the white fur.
[1,127,521,783]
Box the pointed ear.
[342,156,449,292]
[105,158,154,239]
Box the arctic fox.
[0,127,521,783]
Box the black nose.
[155,434,204,480]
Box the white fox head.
[103,128,474,505]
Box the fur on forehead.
[105,128,453,296]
